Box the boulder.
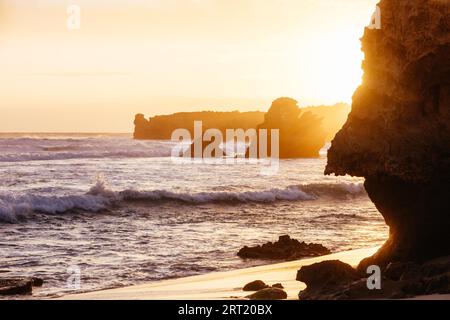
[238,235,331,260]
[296,257,450,300]
[0,278,33,296]
[246,288,288,300]
[243,280,269,292]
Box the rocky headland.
[134,101,350,158]
[300,0,450,299]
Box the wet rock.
[238,235,331,261]
[0,278,33,296]
[31,277,44,287]
[243,280,269,292]
[272,283,284,289]
[246,288,288,300]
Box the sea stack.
[326,0,450,270]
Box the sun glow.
[0,0,378,132]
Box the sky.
[0,0,379,132]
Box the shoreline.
[58,247,380,300]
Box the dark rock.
[243,280,269,292]
[384,262,417,281]
[272,283,284,289]
[31,277,44,287]
[246,288,287,300]
[296,260,361,285]
[325,0,450,269]
[238,235,331,261]
[297,256,450,300]
[0,278,33,296]
[296,260,405,300]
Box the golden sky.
[0,0,379,132]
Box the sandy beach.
[59,247,380,300]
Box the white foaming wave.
[0,193,114,223]
[299,182,366,197]
[0,181,365,223]
[118,187,315,204]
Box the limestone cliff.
[248,98,327,158]
[326,0,450,269]
[133,104,350,142]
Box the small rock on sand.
[246,288,288,300]
[243,280,269,291]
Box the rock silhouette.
[238,235,331,260]
[326,0,450,270]
[246,98,328,158]
[134,101,347,158]
[0,276,44,296]
[243,280,269,291]
[246,287,288,300]
[134,111,264,140]
[296,256,450,300]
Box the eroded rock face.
[326,0,450,268]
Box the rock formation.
[133,103,349,145]
[238,235,331,260]
[134,111,264,140]
[243,280,269,291]
[326,0,450,270]
[0,277,43,296]
[297,257,450,300]
[246,287,288,300]
[246,98,328,158]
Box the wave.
[300,182,366,197]
[0,138,175,162]
[314,213,364,220]
[0,181,365,223]
[0,150,173,162]
[0,193,114,223]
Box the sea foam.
[0,181,365,223]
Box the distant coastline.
[134,103,350,142]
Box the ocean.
[0,133,387,298]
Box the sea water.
[0,133,387,298]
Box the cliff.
[326,0,450,269]
[134,111,264,140]
[247,98,328,158]
[134,103,350,142]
